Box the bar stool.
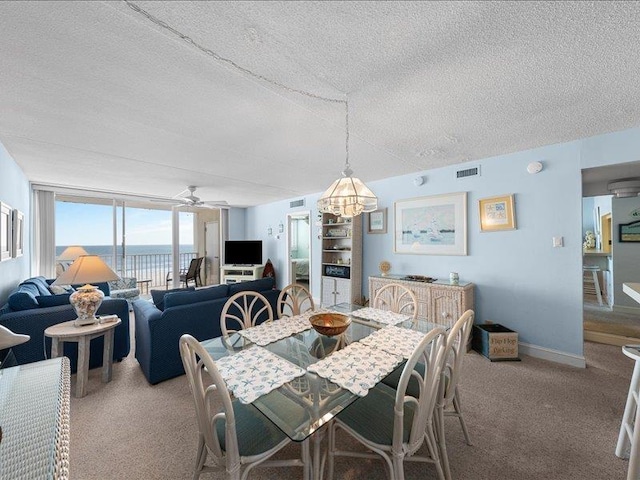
[617,346,640,479]
[583,265,603,306]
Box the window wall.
[55,195,196,288]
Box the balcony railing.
[98,252,197,289]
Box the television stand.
[221,264,265,284]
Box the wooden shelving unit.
[320,213,362,306]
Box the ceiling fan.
[164,186,228,209]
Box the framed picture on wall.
[0,202,12,261]
[367,208,387,234]
[394,192,467,255]
[478,194,516,232]
[12,209,24,257]
[619,220,640,242]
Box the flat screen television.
[224,240,263,266]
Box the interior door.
[286,212,311,291]
[205,221,220,285]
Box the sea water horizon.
[56,244,195,256]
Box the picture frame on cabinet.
[394,192,467,256]
[12,209,24,257]
[367,208,387,234]
[0,202,13,261]
[478,194,516,232]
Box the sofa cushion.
[163,285,229,310]
[8,283,41,311]
[37,294,72,308]
[22,276,52,297]
[229,278,275,295]
[151,287,195,311]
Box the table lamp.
[56,245,89,276]
[52,255,120,327]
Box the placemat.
[307,342,402,396]
[216,346,305,404]
[359,325,426,359]
[349,307,411,326]
[238,308,333,346]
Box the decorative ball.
[379,261,391,276]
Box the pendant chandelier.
[317,101,378,218]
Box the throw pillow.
[151,287,195,311]
[37,294,72,308]
[49,284,74,295]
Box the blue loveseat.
[0,276,130,372]
[133,277,279,384]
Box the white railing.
[99,252,197,289]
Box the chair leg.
[327,422,336,480]
[392,454,405,480]
[425,425,446,480]
[302,438,311,480]
[435,406,452,480]
[453,387,472,445]
[193,435,207,480]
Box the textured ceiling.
[1,1,640,206]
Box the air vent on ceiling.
[290,199,305,208]
[456,165,481,179]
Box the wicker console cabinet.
[369,274,474,326]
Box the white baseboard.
[613,305,640,315]
[518,342,586,368]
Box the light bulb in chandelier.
[317,166,377,218]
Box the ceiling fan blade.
[203,200,228,206]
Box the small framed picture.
[12,209,24,257]
[0,202,12,261]
[368,208,387,234]
[478,194,516,232]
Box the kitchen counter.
[583,249,612,257]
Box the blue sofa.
[0,276,130,372]
[133,277,278,384]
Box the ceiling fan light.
[317,173,378,218]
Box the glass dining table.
[200,303,442,479]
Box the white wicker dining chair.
[326,327,448,480]
[434,309,475,480]
[277,283,315,318]
[372,283,418,322]
[179,335,310,480]
[220,291,274,338]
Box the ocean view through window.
[56,198,195,288]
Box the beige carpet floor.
[69,327,635,479]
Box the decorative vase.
[379,261,391,276]
[70,286,104,326]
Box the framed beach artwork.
[619,220,640,242]
[12,209,24,257]
[368,208,387,234]
[394,192,467,256]
[0,202,12,261]
[478,194,516,232]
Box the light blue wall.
[228,208,246,241]
[0,142,30,304]
[582,197,595,234]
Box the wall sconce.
[278,222,284,234]
[267,226,273,236]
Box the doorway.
[286,211,311,291]
[205,221,220,285]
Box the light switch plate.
[552,236,564,247]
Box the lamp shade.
[57,245,89,261]
[317,174,378,218]
[52,255,119,286]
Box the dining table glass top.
[200,303,442,442]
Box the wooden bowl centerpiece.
[309,313,351,337]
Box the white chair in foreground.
[327,327,448,480]
[179,334,310,480]
[277,283,315,318]
[372,283,418,322]
[220,291,274,338]
[435,309,475,480]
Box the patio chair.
[179,335,310,480]
[166,257,203,289]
